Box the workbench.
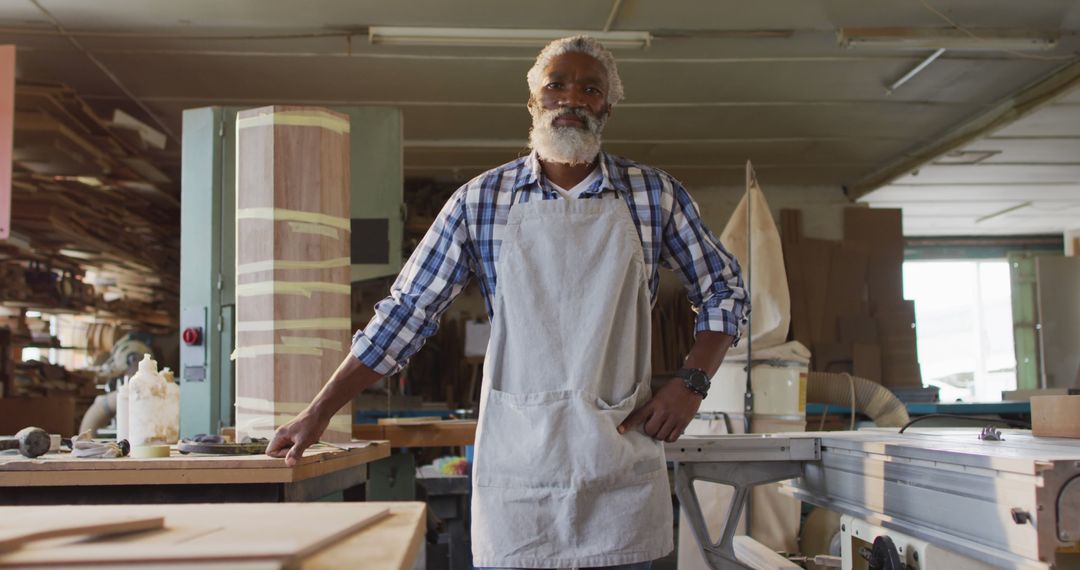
[0,501,425,569]
[0,441,390,505]
[352,419,477,448]
[805,400,1031,417]
[351,420,476,569]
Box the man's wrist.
[675,367,710,398]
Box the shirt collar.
[515,150,631,196]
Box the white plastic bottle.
[128,354,170,457]
[160,367,180,444]
[115,379,129,443]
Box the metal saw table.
[668,429,1080,570]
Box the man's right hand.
[265,409,330,467]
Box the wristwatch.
[675,367,710,398]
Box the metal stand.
[667,435,820,570]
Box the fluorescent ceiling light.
[369,27,652,49]
[934,150,1002,165]
[976,201,1032,224]
[838,28,1057,51]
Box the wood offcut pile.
[0,81,178,328]
[781,207,922,389]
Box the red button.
[182,327,202,346]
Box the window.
[902,260,1016,402]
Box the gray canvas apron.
[471,193,674,568]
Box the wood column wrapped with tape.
[235,106,352,442]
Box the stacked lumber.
[650,290,697,375]
[782,208,922,389]
[0,81,178,328]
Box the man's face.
[535,52,610,122]
[528,52,612,165]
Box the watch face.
[687,369,709,389]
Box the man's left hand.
[617,378,702,442]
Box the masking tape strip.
[237,318,351,332]
[237,110,350,134]
[233,345,325,359]
[281,336,343,351]
[235,397,321,414]
[235,413,351,434]
[237,207,351,230]
[237,257,351,275]
[236,281,351,298]
[288,222,341,239]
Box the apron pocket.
[476,384,664,490]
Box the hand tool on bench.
[0,427,51,459]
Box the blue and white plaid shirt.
[352,151,749,375]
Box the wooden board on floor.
[0,441,389,487]
[0,503,399,567]
[353,420,476,448]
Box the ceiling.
[863,81,1080,235]
[0,0,1079,238]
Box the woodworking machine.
[178,106,403,438]
[667,429,1080,570]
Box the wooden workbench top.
[0,441,390,487]
[0,501,425,569]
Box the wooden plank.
[0,503,391,566]
[852,343,882,383]
[837,316,878,345]
[235,106,352,443]
[352,421,476,448]
[0,442,389,487]
[1035,257,1080,390]
[821,241,868,343]
[1032,395,1080,438]
[0,397,75,437]
[732,535,801,569]
[0,515,163,555]
[304,503,426,570]
[843,208,902,248]
[799,239,834,345]
[0,46,13,240]
[844,208,905,314]
[779,210,811,346]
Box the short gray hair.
[526,36,624,106]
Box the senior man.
[268,36,748,569]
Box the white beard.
[528,105,606,165]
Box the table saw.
[667,428,1080,569]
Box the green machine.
[179,106,403,438]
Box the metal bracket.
[668,436,820,569]
[674,461,807,570]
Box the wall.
[442,183,853,316]
[689,183,850,242]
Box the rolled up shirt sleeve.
[659,179,750,344]
[351,187,474,375]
